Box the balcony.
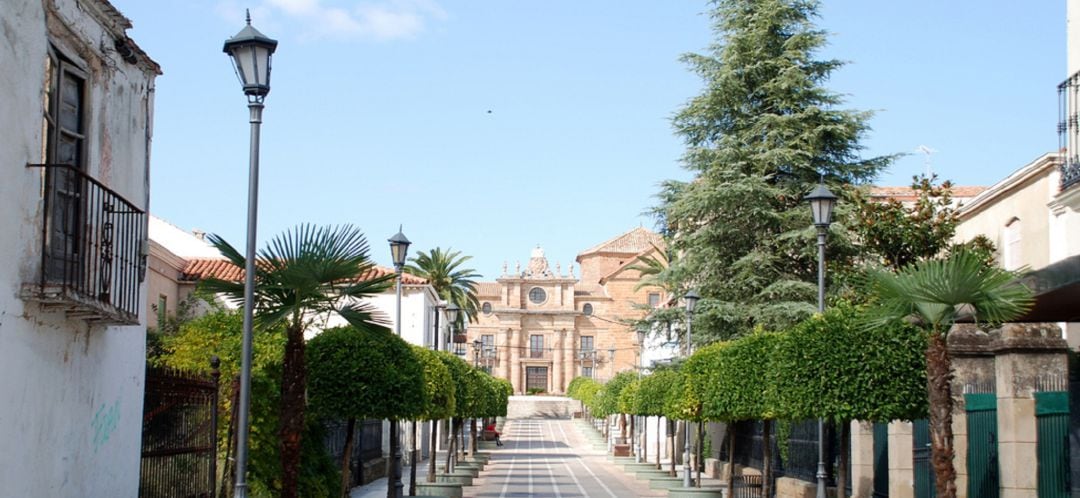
[1058,72,1080,189]
[22,164,146,325]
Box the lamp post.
[388,227,411,498]
[805,182,837,498]
[683,290,700,488]
[223,13,276,498]
[636,328,647,463]
[444,303,461,474]
[472,340,482,367]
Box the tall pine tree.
[655,0,894,341]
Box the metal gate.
[873,422,889,497]
[965,393,999,498]
[1036,390,1070,498]
[526,366,548,392]
[139,366,219,498]
[913,419,936,498]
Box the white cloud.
[234,0,447,41]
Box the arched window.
[582,303,593,316]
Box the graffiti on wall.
[92,398,121,453]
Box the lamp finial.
[245,9,251,25]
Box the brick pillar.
[992,323,1069,498]
[888,421,914,498]
[947,324,996,497]
[509,328,522,394]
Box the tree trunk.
[837,420,850,498]
[668,419,677,477]
[629,415,636,454]
[409,420,418,496]
[340,418,356,498]
[656,419,661,469]
[280,326,307,498]
[697,421,704,488]
[762,421,771,497]
[444,418,454,474]
[727,425,735,498]
[927,331,957,498]
[387,420,400,498]
[470,419,478,456]
[427,420,438,482]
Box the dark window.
[582,303,593,316]
[43,51,88,282]
[582,366,593,378]
[580,336,594,352]
[481,302,492,314]
[529,287,546,304]
[530,334,544,358]
[648,292,661,308]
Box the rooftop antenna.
[915,145,937,177]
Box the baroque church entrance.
[526,366,548,393]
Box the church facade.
[465,228,666,394]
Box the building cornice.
[958,153,1059,220]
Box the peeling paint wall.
[0,0,157,495]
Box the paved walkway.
[349,418,670,497]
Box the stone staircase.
[506,395,576,419]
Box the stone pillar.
[888,421,914,498]
[509,328,522,394]
[553,329,564,394]
[850,421,874,497]
[992,323,1069,498]
[947,324,996,497]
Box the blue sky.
[112,0,1065,278]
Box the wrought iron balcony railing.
[1058,72,1080,189]
[23,164,146,325]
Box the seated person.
[484,422,503,446]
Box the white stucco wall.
[0,0,157,495]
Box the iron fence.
[26,163,146,324]
[139,366,219,498]
[323,419,384,487]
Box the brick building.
[466,228,665,394]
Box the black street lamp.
[805,181,836,498]
[472,340,482,367]
[387,227,410,498]
[223,12,276,498]
[682,290,699,488]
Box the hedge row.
[570,303,928,424]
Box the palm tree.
[405,247,481,327]
[865,250,1033,498]
[203,224,393,498]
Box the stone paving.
[350,417,686,497]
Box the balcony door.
[526,366,548,393]
[43,54,87,284]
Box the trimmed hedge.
[594,371,638,418]
[636,368,680,417]
[768,303,928,423]
[412,346,455,421]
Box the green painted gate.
[965,393,999,498]
[1036,391,1070,498]
[873,422,888,497]
[913,419,936,498]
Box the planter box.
[649,476,696,490]
[613,444,632,457]
[667,486,727,498]
[415,482,463,497]
[435,473,473,486]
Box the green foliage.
[864,250,1034,335]
[594,371,638,418]
[687,331,778,422]
[768,303,928,423]
[617,379,641,415]
[637,369,680,417]
[405,247,481,327]
[156,310,337,496]
[412,346,455,421]
[434,351,475,419]
[653,0,894,339]
[851,175,959,270]
[526,387,546,395]
[566,376,596,399]
[661,368,699,421]
[469,371,511,418]
[306,326,426,421]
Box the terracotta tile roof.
[577,227,664,258]
[475,282,502,296]
[870,186,987,201]
[180,258,428,285]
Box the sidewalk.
[347,457,438,498]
